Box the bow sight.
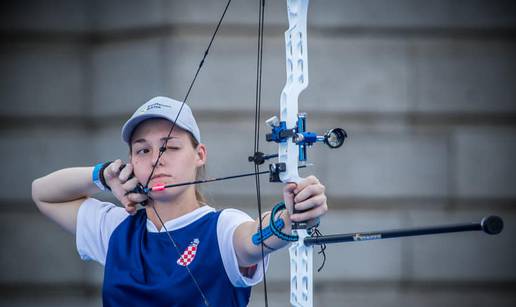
[249,113,347,182]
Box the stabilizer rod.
[304,216,503,246]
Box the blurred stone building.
[1,0,515,306]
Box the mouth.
[151,174,172,181]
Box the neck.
[145,188,200,231]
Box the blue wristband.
[252,218,285,245]
[92,162,107,191]
[270,202,299,242]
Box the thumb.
[282,183,297,215]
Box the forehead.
[131,118,188,142]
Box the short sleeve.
[217,209,269,288]
[76,198,129,265]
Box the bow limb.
[279,0,310,185]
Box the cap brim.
[121,114,190,144]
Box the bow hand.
[283,176,327,229]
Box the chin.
[149,190,176,202]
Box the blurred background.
[1,0,516,306]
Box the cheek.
[174,151,198,176]
[130,159,148,180]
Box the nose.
[151,146,166,167]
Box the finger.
[283,183,297,214]
[121,198,138,215]
[122,177,141,193]
[293,175,320,194]
[283,183,297,202]
[294,183,325,203]
[111,159,123,171]
[119,163,133,182]
[290,202,328,223]
[107,159,123,179]
[127,192,148,203]
[294,194,327,212]
[283,183,297,195]
[124,203,138,215]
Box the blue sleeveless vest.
[103,209,251,306]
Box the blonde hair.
[188,134,207,204]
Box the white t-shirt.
[76,198,268,287]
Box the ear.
[195,143,207,167]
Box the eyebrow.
[132,136,177,145]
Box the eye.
[135,147,150,155]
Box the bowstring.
[253,0,268,306]
[141,1,233,306]
[144,0,232,188]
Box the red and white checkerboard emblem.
[177,239,199,267]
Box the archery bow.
[267,1,313,306]
[258,1,346,306]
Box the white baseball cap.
[121,96,201,144]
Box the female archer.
[31,96,328,307]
